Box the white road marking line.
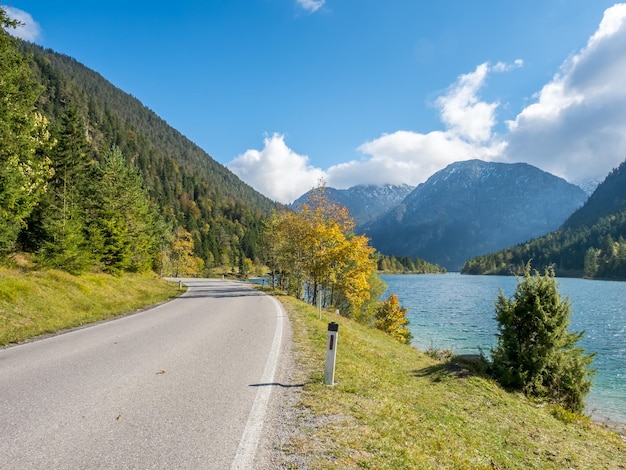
[230,295,285,469]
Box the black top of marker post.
[328,322,339,332]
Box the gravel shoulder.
[253,309,314,469]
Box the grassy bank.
[277,295,626,469]
[0,267,180,346]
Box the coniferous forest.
[1,12,279,276]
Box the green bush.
[491,263,595,412]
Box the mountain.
[292,184,414,228]
[462,159,626,278]
[15,42,278,270]
[364,160,588,271]
[577,178,602,197]
[562,161,626,229]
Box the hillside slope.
[563,160,626,229]
[19,42,278,268]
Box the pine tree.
[36,105,93,272]
[87,146,162,274]
[492,263,595,412]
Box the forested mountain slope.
[562,159,626,229]
[14,41,278,272]
[462,159,626,279]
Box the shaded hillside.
[365,160,587,270]
[462,159,626,279]
[18,42,278,269]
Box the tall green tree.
[87,146,163,274]
[491,263,595,412]
[36,105,93,272]
[0,11,52,254]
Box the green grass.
[277,295,626,469]
[0,267,181,345]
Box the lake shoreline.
[382,273,626,429]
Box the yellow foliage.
[265,182,376,315]
[375,294,413,344]
[298,182,355,233]
[169,226,204,276]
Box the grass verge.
[0,267,180,346]
[276,295,626,469]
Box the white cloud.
[436,63,498,143]
[228,133,326,203]
[232,5,626,200]
[505,3,626,184]
[327,130,504,189]
[328,1,626,191]
[493,59,524,72]
[296,0,325,13]
[229,61,515,199]
[325,61,513,188]
[2,6,41,42]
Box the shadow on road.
[181,288,265,299]
[249,382,306,388]
[172,280,266,299]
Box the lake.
[381,273,626,427]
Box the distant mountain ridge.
[292,184,414,227]
[363,160,588,270]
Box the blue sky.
[4,1,626,202]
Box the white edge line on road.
[230,295,285,470]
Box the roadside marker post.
[324,322,339,385]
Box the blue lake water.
[381,273,626,426]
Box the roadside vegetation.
[1,259,622,468]
[0,263,180,346]
[264,183,378,320]
[277,295,626,469]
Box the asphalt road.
[0,279,286,469]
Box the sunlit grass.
[0,267,180,345]
[277,295,626,469]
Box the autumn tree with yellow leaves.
[375,294,413,344]
[161,226,204,277]
[264,183,377,318]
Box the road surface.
[0,279,286,469]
